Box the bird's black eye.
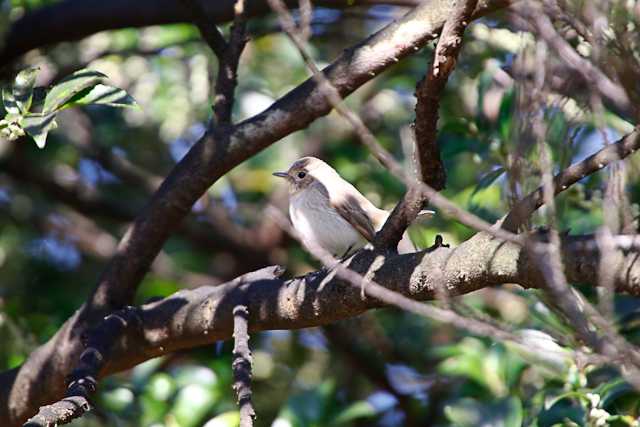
[297,171,306,179]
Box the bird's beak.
[272,171,289,179]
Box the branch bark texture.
[413,0,477,191]
[29,232,640,387]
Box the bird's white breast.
[290,188,365,257]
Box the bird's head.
[273,157,335,195]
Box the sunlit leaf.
[171,384,216,427]
[2,86,19,114]
[101,387,135,412]
[471,166,505,199]
[203,411,240,427]
[20,112,57,148]
[331,401,376,425]
[43,68,107,113]
[67,83,138,109]
[13,67,39,113]
[444,397,523,427]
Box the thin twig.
[298,0,313,42]
[523,38,640,386]
[213,0,248,125]
[515,3,631,114]
[178,0,228,57]
[232,305,255,427]
[266,0,403,174]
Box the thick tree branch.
[20,232,640,390]
[502,128,640,232]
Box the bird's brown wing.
[332,194,376,242]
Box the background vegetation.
[1,0,640,426]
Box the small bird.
[273,157,433,257]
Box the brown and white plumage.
[273,157,432,256]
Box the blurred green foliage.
[2,2,640,427]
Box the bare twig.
[180,0,247,124]
[266,0,400,173]
[178,0,228,57]
[213,0,248,125]
[232,305,255,427]
[502,128,640,232]
[515,3,631,114]
[521,39,640,387]
[298,0,313,42]
[414,0,477,191]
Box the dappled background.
[2,0,640,426]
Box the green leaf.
[21,112,57,148]
[331,401,376,425]
[67,83,137,109]
[101,387,135,412]
[13,67,39,113]
[598,380,639,409]
[171,384,216,427]
[203,411,240,427]
[43,68,107,113]
[471,166,505,199]
[444,397,523,427]
[2,86,19,114]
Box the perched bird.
[273,157,433,257]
